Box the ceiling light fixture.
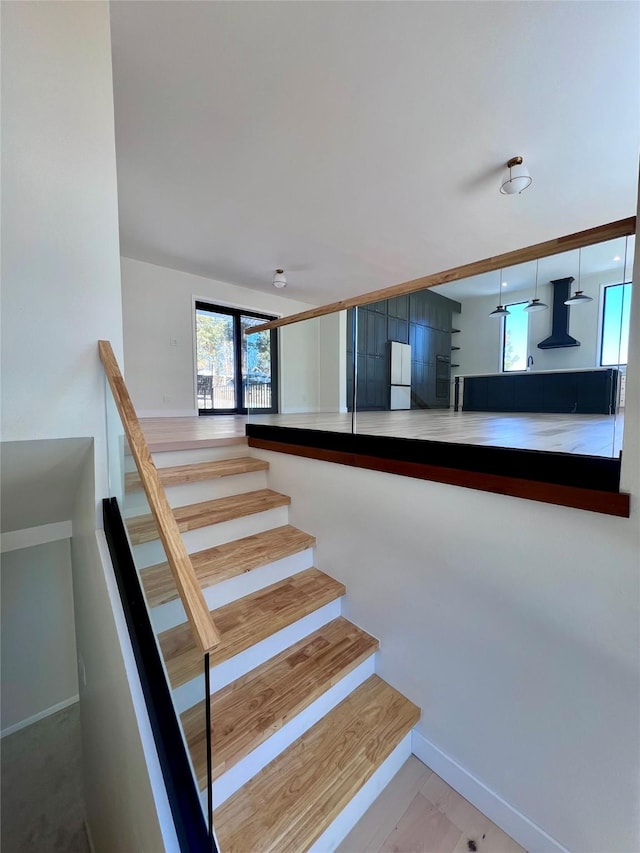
[524,259,548,313]
[500,156,532,195]
[272,269,287,289]
[564,249,592,305]
[489,269,510,318]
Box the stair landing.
[139,415,247,453]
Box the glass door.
[241,315,276,411]
[195,306,236,411]
[196,302,278,414]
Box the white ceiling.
[110,1,639,307]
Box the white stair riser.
[172,599,342,714]
[124,471,268,513]
[211,654,377,807]
[131,506,290,569]
[149,548,315,634]
[123,444,250,475]
[308,731,413,853]
[152,445,249,467]
[181,507,290,553]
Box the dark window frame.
[195,301,279,415]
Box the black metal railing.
[198,381,273,411]
[244,380,272,409]
[103,497,217,853]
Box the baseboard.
[137,409,199,418]
[1,694,79,739]
[411,730,569,853]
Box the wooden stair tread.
[125,435,248,455]
[213,675,420,853]
[182,617,379,787]
[125,456,268,492]
[126,489,291,545]
[140,525,316,607]
[159,568,345,688]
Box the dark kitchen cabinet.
[463,369,618,415]
[347,290,461,411]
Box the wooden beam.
[98,340,221,653]
[247,216,636,334]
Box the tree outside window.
[502,302,529,372]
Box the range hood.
[537,277,581,350]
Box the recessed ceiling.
[110,1,639,307]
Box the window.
[600,282,632,366]
[195,302,278,414]
[502,301,529,372]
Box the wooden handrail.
[246,216,636,334]
[98,341,220,654]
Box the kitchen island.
[460,367,619,415]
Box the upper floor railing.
[244,218,635,516]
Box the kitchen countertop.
[456,366,619,378]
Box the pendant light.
[524,259,548,312]
[500,156,532,195]
[272,269,287,288]
[489,270,510,317]
[564,249,592,305]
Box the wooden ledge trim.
[248,437,631,518]
[247,217,636,333]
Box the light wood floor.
[139,415,247,451]
[337,756,525,853]
[140,410,624,457]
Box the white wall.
[1,539,78,734]
[71,448,177,853]
[1,6,173,849]
[454,292,503,376]
[279,311,347,414]
[318,311,348,413]
[0,1,123,501]
[121,256,317,415]
[455,271,627,377]
[253,443,639,853]
[280,318,321,414]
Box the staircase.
[125,438,420,852]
